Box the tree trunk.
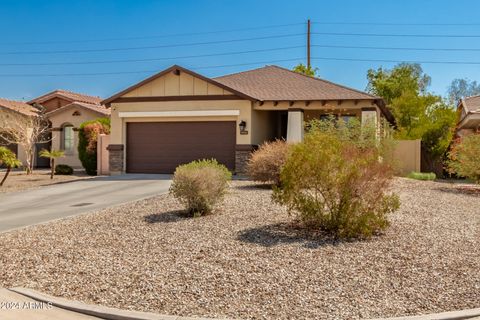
[0,166,11,186]
[50,158,54,179]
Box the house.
[102,65,394,175]
[456,95,480,137]
[28,90,110,168]
[0,98,39,165]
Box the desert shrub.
[78,118,110,175]
[169,159,232,216]
[407,171,436,181]
[55,164,74,175]
[247,140,290,185]
[273,118,399,239]
[447,134,480,183]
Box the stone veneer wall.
[107,144,124,175]
[235,145,256,175]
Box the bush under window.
[55,164,74,175]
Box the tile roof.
[28,89,102,105]
[462,95,480,113]
[214,65,379,101]
[46,101,110,116]
[0,98,38,116]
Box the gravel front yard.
[0,169,89,193]
[0,178,478,319]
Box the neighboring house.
[102,65,394,175]
[28,90,110,168]
[0,98,39,165]
[456,95,480,137]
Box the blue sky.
[1,0,480,101]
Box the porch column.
[361,107,378,127]
[286,109,304,142]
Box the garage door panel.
[126,121,236,173]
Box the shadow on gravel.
[144,210,190,223]
[234,183,273,190]
[237,222,348,248]
[435,186,480,197]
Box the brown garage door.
[126,121,236,173]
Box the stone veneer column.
[235,145,256,175]
[107,144,124,175]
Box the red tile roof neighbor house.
[28,89,103,106]
[0,98,38,116]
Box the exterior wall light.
[239,120,248,135]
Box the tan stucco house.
[456,95,480,137]
[103,65,394,175]
[28,90,110,168]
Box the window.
[62,124,74,153]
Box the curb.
[9,287,232,320]
[369,308,480,320]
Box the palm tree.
[0,147,22,187]
[39,149,65,179]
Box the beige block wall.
[250,110,278,145]
[48,106,108,168]
[392,139,421,175]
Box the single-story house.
[456,95,480,137]
[28,90,110,168]
[103,65,394,175]
[0,98,39,165]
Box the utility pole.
[307,19,311,69]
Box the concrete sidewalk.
[0,174,171,233]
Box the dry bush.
[273,119,399,239]
[169,159,232,216]
[247,140,290,185]
[447,134,480,183]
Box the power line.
[312,31,480,38]
[0,23,305,45]
[312,56,480,65]
[0,33,304,55]
[0,46,304,66]
[312,44,480,52]
[0,58,304,77]
[312,21,480,26]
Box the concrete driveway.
[0,174,171,233]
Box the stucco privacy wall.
[49,106,106,168]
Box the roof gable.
[103,65,255,105]
[462,95,480,113]
[46,101,110,117]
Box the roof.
[0,98,38,116]
[214,65,379,101]
[461,95,480,113]
[28,89,102,105]
[102,65,256,105]
[46,101,110,117]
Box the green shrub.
[78,118,110,175]
[247,140,290,185]
[273,118,399,239]
[407,171,436,181]
[55,164,74,175]
[447,134,480,183]
[169,159,232,216]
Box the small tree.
[0,147,22,187]
[292,63,319,77]
[0,111,50,174]
[39,149,65,179]
[447,134,480,183]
